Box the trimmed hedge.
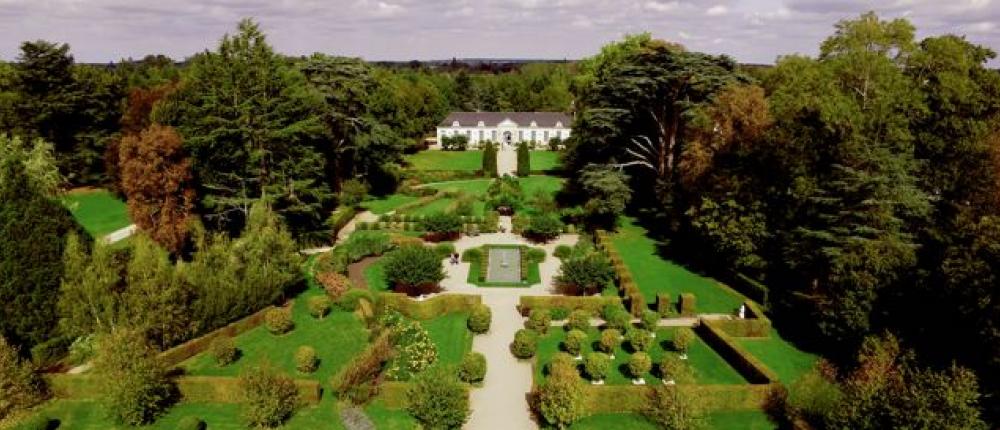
[679,293,697,316]
[401,170,481,184]
[157,303,285,368]
[378,293,482,320]
[517,296,622,317]
[713,300,771,337]
[697,321,780,385]
[46,374,321,405]
[730,272,769,307]
[656,294,672,316]
[595,230,647,316]
[578,383,778,414]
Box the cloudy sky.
[1,0,998,65]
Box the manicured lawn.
[535,327,747,385]
[406,150,483,171]
[365,401,417,430]
[530,150,561,171]
[613,218,745,314]
[180,288,369,384]
[708,410,777,429]
[422,312,473,366]
[363,258,389,292]
[362,193,419,215]
[571,413,657,429]
[60,189,131,237]
[426,175,563,197]
[735,329,818,384]
[15,398,347,430]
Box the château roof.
[438,112,572,128]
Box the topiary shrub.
[583,352,611,382]
[628,352,652,380]
[211,337,238,366]
[510,329,539,359]
[458,352,487,383]
[564,330,588,357]
[673,328,695,356]
[526,247,546,263]
[526,309,552,334]
[522,214,564,242]
[626,328,654,352]
[295,346,318,373]
[461,248,482,263]
[307,296,331,319]
[382,245,446,296]
[605,309,632,332]
[433,242,456,259]
[337,289,375,312]
[467,304,492,334]
[554,244,573,259]
[599,329,622,355]
[407,366,469,429]
[640,310,660,331]
[177,416,206,430]
[317,272,352,299]
[536,352,585,428]
[656,294,672,317]
[265,308,294,335]
[566,309,591,332]
[239,364,299,428]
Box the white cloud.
[373,1,403,16]
[644,1,678,13]
[706,5,728,16]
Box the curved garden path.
[433,216,578,429]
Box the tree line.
[564,12,1000,427]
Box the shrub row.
[697,320,780,385]
[595,230,647,316]
[157,303,286,368]
[356,221,488,236]
[46,374,321,405]
[730,272,770,307]
[330,332,393,398]
[517,296,622,317]
[379,213,486,224]
[394,191,446,213]
[578,383,778,414]
[378,293,482,320]
[401,169,482,184]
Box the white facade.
[435,113,571,149]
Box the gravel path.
[497,145,517,176]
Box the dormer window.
[555,121,563,128]
[530,121,538,127]
[477,120,485,127]
[452,121,460,127]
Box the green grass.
[179,288,369,384]
[365,401,417,430]
[425,175,563,197]
[612,218,745,314]
[571,413,658,429]
[60,189,131,237]
[535,327,747,385]
[14,398,347,430]
[735,329,818,384]
[363,258,389,292]
[406,150,483,171]
[361,194,419,215]
[530,151,561,171]
[707,410,777,429]
[422,313,473,366]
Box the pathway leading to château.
[497,144,517,176]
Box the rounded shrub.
[628,352,653,379]
[461,248,482,263]
[564,329,588,357]
[522,214,564,242]
[383,245,446,295]
[548,352,577,376]
[599,329,622,354]
[510,329,539,359]
[673,328,695,354]
[317,272,352,299]
[420,212,463,241]
[467,304,492,334]
[555,252,615,295]
[307,295,331,319]
[626,328,653,352]
[583,352,611,381]
[265,308,294,335]
[526,309,552,334]
[640,310,660,331]
[337,289,375,312]
[605,309,632,332]
[239,364,299,428]
[458,352,487,383]
[526,247,546,263]
[177,416,206,430]
[407,366,470,429]
[566,309,591,332]
[553,244,573,259]
[659,354,694,384]
[211,337,238,366]
[295,346,318,373]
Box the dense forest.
[2,12,1000,429]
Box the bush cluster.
[555,251,615,296]
[628,352,652,379]
[564,330,588,356]
[384,318,438,381]
[526,309,552,334]
[584,352,612,381]
[511,329,539,359]
[295,346,318,373]
[627,328,654,352]
[307,296,331,319]
[407,366,470,429]
[458,352,487,383]
[553,244,573,259]
[468,305,492,334]
[211,337,238,366]
[239,364,299,428]
[522,215,564,242]
[599,329,622,354]
[382,245,446,295]
[317,272,352,299]
[265,308,294,335]
[566,309,592,332]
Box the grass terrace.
[534,327,747,386]
[361,193,420,215]
[734,328,818,384]
[529,150,561,171]
[612,218,744,314]
[423,312,474,366]
[405,150,483,171]
[568,410,776,430]
[60,189,131,237]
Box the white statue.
[738,304,746,319]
